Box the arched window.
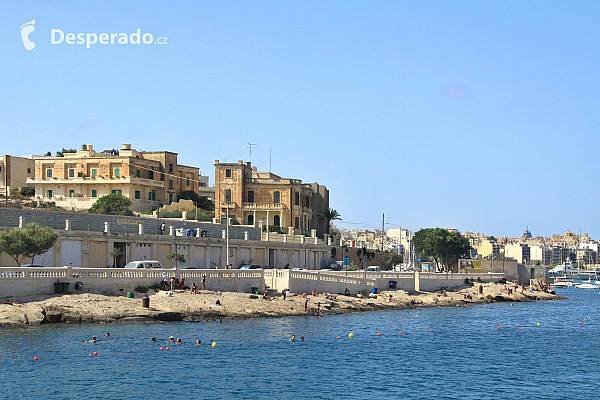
[273,191,280,204]
[248,215,254,226]
[273,215,280,227]
[295,217,300,228]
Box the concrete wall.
[0,267,264,297]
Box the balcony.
[242,202,286,211]
[27,176,164,187]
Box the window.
[247,191,254,203]
[273,191,280,204]
[47,190,52,197]
[68,169,75,178]
[27,168,31,174]
[148,170,153,179]
[135,190,141,199]
[273,215,280,227]
[136,169,141,178]
[46,169,52,178]
[226,169,231,178]
[112,189,122,195]
[168,193,173,204]
[295,192,300,205]
[148,191,156,201]
[186,178,190,186]
[169,180,173,189]
[69,190,74,197]
[91,169,97,178]
[114,168,120,177]
[305,196,310,208]
[225,189,232,202]
[168,164,173,173]
[295,217,300,228]
[91,190,97,198]
[248,215,254,225]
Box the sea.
[1,286,598,400]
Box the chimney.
[86,145,93,151]
[122,144,131,150]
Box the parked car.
[124,260,163,269]
[240,265,261,269]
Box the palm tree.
[318,208,341,235]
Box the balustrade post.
[104,222,110,233]
[138,224,143,235]
[19,216,23,228]
[244,231,248,240]
[65,219,70,231]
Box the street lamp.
[215,200,231,267]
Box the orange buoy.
[34,357,38,361]
[429,329,433,332]
[335,336,341,338]
[580,321,584,324]
[166,347,170,351]
[89,354,92,356]
[160,347,164,351]
[399,331,403,335]
[376,333,381,336]
[93,352,98,356]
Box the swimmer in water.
[300,336,304,341]
[176,338,182,344]
[169,336,174,342]
[196,340,202,345]
[105,332,110,337]
[290,335,296,341]
[151,337,157,342]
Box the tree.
[178,191,214,211]
[108,248,123,268]
[20,186,35,197]
[56,148,76,157]
[413,228,471,272]
[0,223,58,267]
[166,251,186,268]
[88,194,134,216]
[381,251,403,270]
[318,208,341,235]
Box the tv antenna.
[247,143,256,164]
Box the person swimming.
[300,336,304,341]
[151,337,157,342]
[196,340,202,345]
[290,335,296,341]
[176,338,182,344]
[168,336,174,342]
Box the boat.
[550,277,574,288]
[575,274,600,289]
[549,259,579,277]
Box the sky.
[3,1,600,238]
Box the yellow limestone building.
[27,144,199,213]
[214,160,329,238]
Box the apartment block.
[27,144,199,213]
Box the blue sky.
[3,1,600,238]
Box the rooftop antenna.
[247,143,256,164]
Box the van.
[366,266,381,272]
[124,260,163,269]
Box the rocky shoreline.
[0,282,562,327]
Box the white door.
[61,240,82,267]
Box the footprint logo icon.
[20,20,36,50]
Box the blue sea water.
[1,287,598,400]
